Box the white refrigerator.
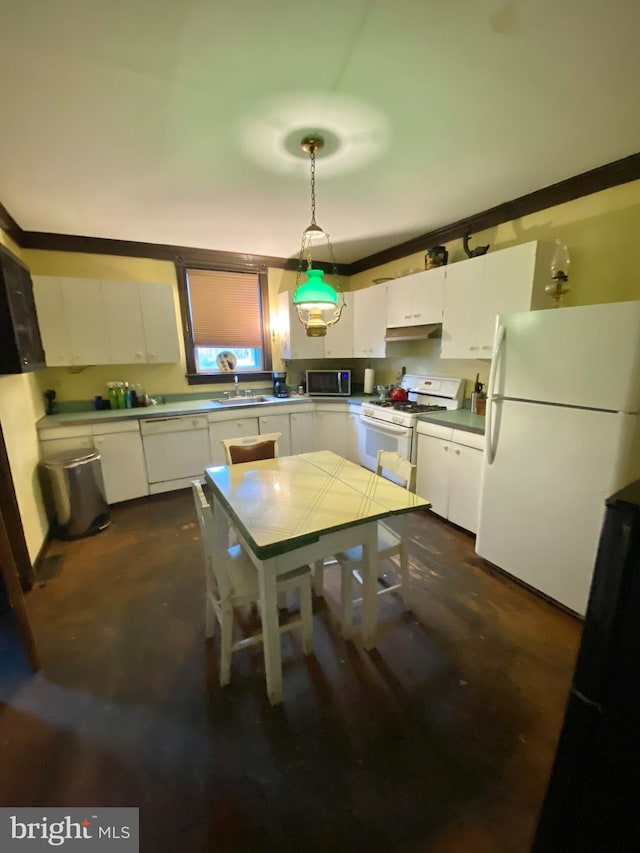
[476,300,640,616]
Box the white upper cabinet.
[103,280,146,364]
[353,282,387,358]
[323,298,354,358]
[138,281,181,363]
[279,290,324,360]
[386,267,445,327]
[32,276,72,366]
[33,277,180,366]
[440,241,553,359]
[34,276,111,366]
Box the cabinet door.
[259,413,292,457]
[102,280,147,365]
[93,432,149,504]
[139,281,180,363]
[60,278,111,365]
[440,257,484,359]
[353,283,387,357]
[33,276,72,366]
[448,443,482,534]
[280,291,325,360]
[290,412,316,454]
[323,302,353,358]
[347,412,361,464]
[315,411,349,457]
[386,277,413,327]
[208,417,260,465]
[411,267,445,325]
[416,433,450,518]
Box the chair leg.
[219,601,234,687]
[340,563,354,639]
[312,560,325,597]
[205,593,216,639]
[300,577,314,655]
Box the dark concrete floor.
[0,491,581,852]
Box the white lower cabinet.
[416,423,484,533]
[93,422,149,504]
[347,411,361,464]
[259,413,292,457]
[290,411,316,454]
[315,408,350,458]
[208,416,260,466]
[39,420,149,505]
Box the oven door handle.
[360,415,410,436]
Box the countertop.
[416,409,486,435]
[36,393,485,435]
[37,394,369,430]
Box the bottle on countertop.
[123,382,133,409]
[107,381,122,409]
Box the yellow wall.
[0,231,49,561]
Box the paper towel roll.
[364,368,375,395]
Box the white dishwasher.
[140,415,211,494]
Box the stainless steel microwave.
[306,370,351,396]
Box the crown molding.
[0,201,25,246]
[3,151,638,275]
[347,152,640,274]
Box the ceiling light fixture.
[293,134,345,337]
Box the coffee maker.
[272,371,289,398]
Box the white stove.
[358,375,464,472]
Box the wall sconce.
[546,240,571,304]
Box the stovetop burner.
[372,401,447,413]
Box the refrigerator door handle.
[485,321,506,465]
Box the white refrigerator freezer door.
[493,301,640,412]
[476,400,640,615]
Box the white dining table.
[204,450,429,705]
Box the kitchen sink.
[212,395,271,406]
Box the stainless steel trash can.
[43,450,111,540]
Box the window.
[178,264,272,383]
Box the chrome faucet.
[233,375,241,397]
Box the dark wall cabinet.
[0,244,45,374]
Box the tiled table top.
[204,450,429,560]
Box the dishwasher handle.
[140,415,208,434]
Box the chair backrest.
[191,481,231,601]
[376,450,416,493]
[221,432,281,465]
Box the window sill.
[186,371,274,386]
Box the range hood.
[384,323,442,342]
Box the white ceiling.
[0,0,638,265]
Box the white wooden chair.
[315,450,417,637]
[192,481,313,686]
[221,432,281,465]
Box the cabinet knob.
[148,352,156,360]
[443,446,449,452]
[454,449,461,455]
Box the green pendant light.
[292,135,345,337]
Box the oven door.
[358,414,413,476]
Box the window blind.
[187,269,262,348]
